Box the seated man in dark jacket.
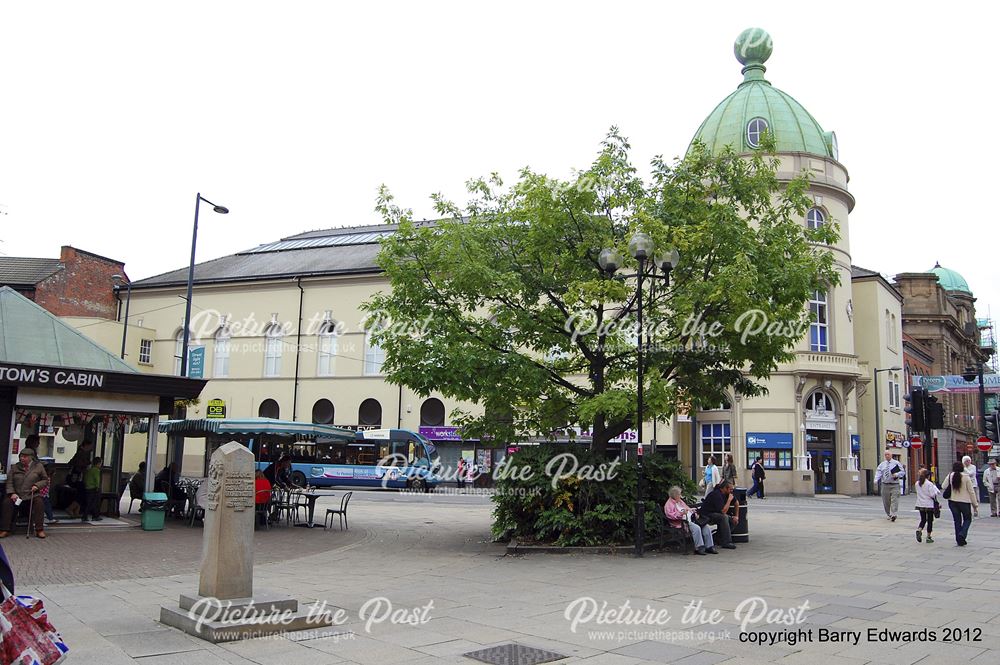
[700,480,739,549]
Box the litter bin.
[141,492,168,531]
[731,487,749,543]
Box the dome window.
[746,117,768,148]
[807,208,825,230]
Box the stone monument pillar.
[199,442,255,600]
[160,442,335,642]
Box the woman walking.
[914,469,940,543]
[701,456,720,498]
[946,461,979,546]
[721,454,738,488]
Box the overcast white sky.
[1,1,997,328]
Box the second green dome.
[691,28,837,160]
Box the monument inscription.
[198,442,255,600]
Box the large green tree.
[364,130,839,451]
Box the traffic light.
[905,387,926,432]
[988,410,1000,443]
[926,396,944,430]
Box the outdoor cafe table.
[292,489,339,528]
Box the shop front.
[0,287,206,525]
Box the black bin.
[731,486,749,543]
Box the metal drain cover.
[463,643,568,664]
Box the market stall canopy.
[0,286,205,403]
[134,417,358,440]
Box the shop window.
[747,450,792,470]
[420,398,446,427]
[174,331,184,376]
[700,422,731,467]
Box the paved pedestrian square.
[4,491,1000,663]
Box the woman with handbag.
[664,487,716,555]
[944,461,979,546]
[913,468,940,543]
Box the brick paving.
[7,492,1000,664]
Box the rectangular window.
[777,451,792,469]
[264,335,282,377]
[809,290,829,352]
[318,334,336,377]
[364,334,385,376]
[214,336,230,378]
[139,339,152,364]
[701,422,731,467]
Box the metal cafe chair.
[324,491,353,531]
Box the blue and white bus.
[256,428,442,491]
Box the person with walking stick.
[0,448,49,539]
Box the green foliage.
[364,129,840,449]
[491,445,697,546]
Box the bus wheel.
[291,471,307,487]
[409,478,427,493]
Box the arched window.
[806,208,825,230]
[809,291,829,352]
[359,399,382,427]
[258,399,280,419]
[364,328,385,376]
[264,325,283,377]
[312,398,335,424]
[746,117,768,148]
[213,328,230,378]
[317,322,337,377]
[420,398,446,427]
[806,391,834,414]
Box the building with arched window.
[107,28,912,492]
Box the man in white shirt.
[983,460,1000,517]
[962,455,979,517]
[875,451,904,521]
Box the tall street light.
[600,233,678,558]
[873,366,901,469]
[180,194,229,377]
[112,274,132,360]
[963,361,991,469]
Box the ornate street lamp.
[601,232,678,557]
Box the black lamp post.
[180,194,229,377]
[112,274,132,360]
[600,233,678,558]
[963,362,990,468]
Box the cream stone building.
[73,28,903,494]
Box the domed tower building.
[681,29,863,496]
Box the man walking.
[984,460,1000,517]
[876,450,904,522]
[749,457,766,499]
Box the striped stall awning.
[133,417,357,441]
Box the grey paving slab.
[611,640,702,662]
[103,629,206,658]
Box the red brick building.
[0,246,127,320]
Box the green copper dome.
[691,28,837,159]
[930,263,972,293]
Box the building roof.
[0,257,62,287]
[929,262,971,294]
[0,286,137,372]
[851,265,902,300]
[690,28,836,159]
[133,222,433,288]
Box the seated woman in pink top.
[664,486,716,555]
